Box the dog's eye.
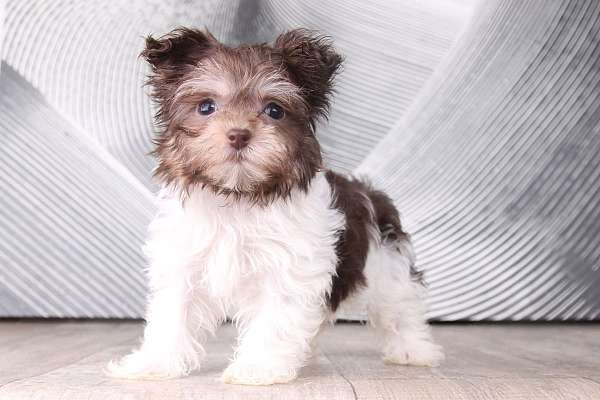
[198,99,216,115]
[264,102,284,120]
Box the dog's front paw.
[383,340,445,367]
[105,351,193,380]
[221,361,297,385]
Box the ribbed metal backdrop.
[1,0,599,320]
[358,0,600,321]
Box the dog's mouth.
[222,144,251,162]
[226,151,246,163]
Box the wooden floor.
[0,322,599,399]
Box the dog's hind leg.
[365,236,444,367]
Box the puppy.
[107,28,443,385]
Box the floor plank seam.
[318,347,359,400]
[582,376,600,386]
[339,374,359,400]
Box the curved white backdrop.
[1,0,599,320]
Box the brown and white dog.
[106,28,443,385]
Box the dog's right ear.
[141,28,216,78]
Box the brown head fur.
[141,27,343,204]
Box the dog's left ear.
[275,29,343,119]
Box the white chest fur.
[108,173,443,384]
[143,172,345,310]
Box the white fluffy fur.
[364,240,444,366]
[106,172,443,385]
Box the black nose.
[227,129,251,150]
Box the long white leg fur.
[365,239,444,366]
[106,192,226,379]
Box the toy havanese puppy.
[107,27,443,385]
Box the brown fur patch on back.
[325,171,418,311]
[325,171,371,311]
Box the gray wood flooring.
[0,322,598,399]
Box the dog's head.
[142,28,343,203]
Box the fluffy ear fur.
[142,27,215,72]
[275,29,343,120]
[141,28,216,106]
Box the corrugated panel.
[357,0,600,321]
[0,63,153,317]
[0,2,4,61]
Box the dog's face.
[142,28,342,203]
